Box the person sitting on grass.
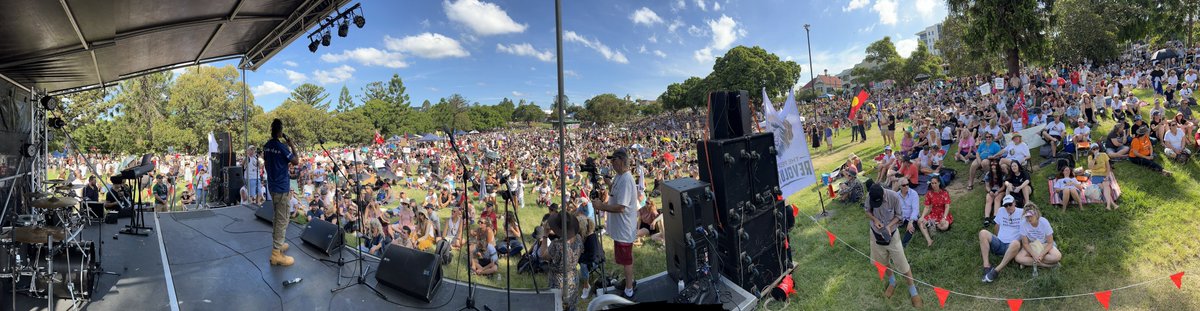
[1162,120,1193,162]
[968,133,1002,191]
[875,145,897,182]
[1015,204,1062,269]
[443,208,464,249]
[918,177,952,247]
[471,226,500,276]
[1005,161,1031,208]
[635,200,662,245]
[497,211,525,256]
[999,134,1031,168]
[1129,126,1172,176]
[1105,123,1131,160]
[359,218,390,256]
[983,160,1007,227]
[954,128,977,164]
[1053,165,1085,210]
[414,210,438,251]
[978,195,1024,283]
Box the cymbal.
[53,184,84,191]
[27,191,53,198]
[12,226,67,244]
[44,179,66,185]
[32,196,79,210]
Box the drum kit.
[2,178,101,307]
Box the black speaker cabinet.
[661,178,719,283]
[708,90,752,140]
[255,202,275,224]
[215,132,232,154]
[697,132,781,229]
[300,218,344,255]
[376,245,443,302]
[223,166,244,205]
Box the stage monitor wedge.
[300,218,344,255]
[376,245,443,302]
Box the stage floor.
[10,204,559,311]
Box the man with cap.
[999,134,1031,168]
[863,180,922,307]
[153,175,169,212]
[591,148,639,298]
[978,194,1024,283]
[1129,126,1171,176]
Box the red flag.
[934,287,949,308]
[1007,299,1023,311]
[1171,272,1185,288]
[826,230,836,247]
[872,260,887,280]
[1094,290,1112,310]
[374,131,384,145]
[848,90,869,120]
[1016,92,1028,127]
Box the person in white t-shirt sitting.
[1014,205,1061,269]
[1162,121,1192,162]
[1041,115,1067,151]
[1000,134,1030,168]
[978,195,1024,283]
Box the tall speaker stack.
[697,90,792,295]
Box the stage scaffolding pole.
[554,0,567,298]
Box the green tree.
[1051,0,1120,65]
[430,94,473,130]
[948,0,1055,75]
[580,94,634,124]
[512,103,546,124]
[336,85,355,112]
[288,84,330,111]
[330,109,374,144]
[705,46,802,104]
[637,100,663,116]
[900,41,943,85]
[167,66,256,152]
[856,37,906,84]
[112,71,171,153]
[469,106,505,130]
[495,98,516,122]
[938,13,1002,77]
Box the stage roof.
[0,0,349,95]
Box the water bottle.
[283,278,302,286]
[677,280,685,293]
[1032,266,1039,277]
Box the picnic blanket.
[1047,173,1122,205]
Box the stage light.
[353,15,365,28]
[321,31,331,47]
[338,20,349,37]
[40,96,57,111]
[308,39,319,52]
[48,117,66,129]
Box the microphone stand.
[444,128,483,311]
[330,149,386,299]
[312,139,360,285]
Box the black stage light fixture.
[338,20,349,37]
[308,38,320,52]
[49,117,66,129]
[40,96,57,111]
[353,14,365,28]
[321,31,331,46]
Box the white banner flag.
[764,89,817,198]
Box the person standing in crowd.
[862,181,922,307]
[195,166,210,208]
[153,175,169,212]
[244,145,262,205]
[541,212,582,311]
[592,148,639,299]
[264,119,299,267]
[978,195,1023,283]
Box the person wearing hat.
[591,148,640,299]
[1086,143,1118,210]
[244,145,263,205]
[1129,125,1171,176]
[862,180,922,307]
[1071,118,1092,146]
[1014,205,1062,268]
[539,211,582,310]
[978,194,1024,283]
[967,132,1002,191]
[152,174,169,212]
[104,176,132,212]
[999,134,1031,168]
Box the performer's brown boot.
[270,249,294,266]
[279,242,290,252]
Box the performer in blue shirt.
[264,119,299,266]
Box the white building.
[916,23,942,56]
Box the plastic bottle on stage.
[283,278,302,286]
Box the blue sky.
[214,0,947,111]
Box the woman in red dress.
[918,177,953,247]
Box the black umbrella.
[914,74,931,82]
[1152,49,1179,61]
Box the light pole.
[804,24,815,100]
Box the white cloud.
[252,81,289,96]
[420,19,431,28]
[858,23,876,33]
[283,61,298,67]
[654,50,667,58]
[648,34,658,43]
[687,25,705,37]
[668,18,685,33]
[693,15,743,62]
[895,38,919,57]
[639,45,648,54]
[564,31,629,64]
[873,0,898,25]
[384,33,469,59]
[312,65,355,85]
[321,48,408,68]
[512,91,524,97]
[496,43,555,62]
[843,0,869,12]
[695,0,707,11]
[915,0,937,20]
[672,0,686,11]
[713,2,721,11]
[283,69,307,84]
[630,7,663,26]
[564,70,579,78]
[443,0,527,36]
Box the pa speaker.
[661,178,719,283]
[255,202,275,224]
[708,90,752,140]
[215,132,232,154]
[300,218,344,255]
[223,166,244,205]
[376,245,443,302]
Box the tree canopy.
[658,46,801,112]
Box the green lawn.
[786,90,1200,310]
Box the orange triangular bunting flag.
[1094,290,1112,310]
[934,287,949,308]
[1171,272,1185,288]
[873,260,887,280]
[1007,299,1023,311]
[826,230,836,247]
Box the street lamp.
[804,24,816,100]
